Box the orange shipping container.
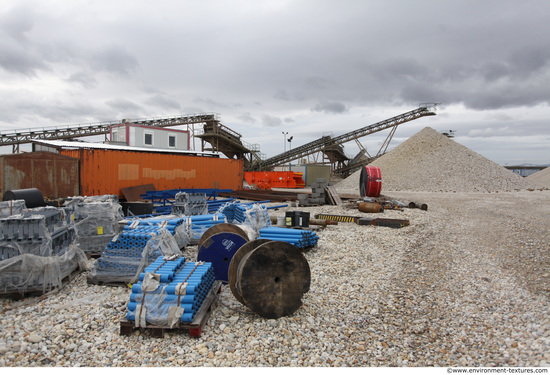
[60,148,243,197]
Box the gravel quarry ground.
[1,126,548,367]
[0,189,548,367]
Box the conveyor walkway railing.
[250,104,437,171]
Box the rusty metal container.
[0,152,79,199]
[60,149,243,197]
[358,202,384,213]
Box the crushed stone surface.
[0,190,549,367]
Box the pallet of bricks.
[63,195,124,257]
[298,178,331,206]
[0,200,86,296]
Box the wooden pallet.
[119,281,222,338]
[86,271,136,286]
[0,267,82,300]
[324,186,343,206]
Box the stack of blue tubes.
[220,202,271,225]
[92,216,187,281]
[126,256,216,324]
[184,213,227,242]
[124,218,185,235]
[206,198,234,213]
[93,226,166,277]
[257,227,319,249]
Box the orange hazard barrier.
[244,171,306,190]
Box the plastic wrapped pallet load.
[0,205,86,294]
[0,245,86,294]
[63,195,124,255]
[87,216,185,284]
[126,256,215,328]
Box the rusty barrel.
[358,202,384,213]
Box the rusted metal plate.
[0,152,79,199]
[120,184,156,202]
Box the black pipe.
[2,188,45,208]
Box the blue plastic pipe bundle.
[207,198,234,213]
[124,218,185,235]
[184,213,227,241]
[221,202,271,224]
[126,256,215,324]
[94,215,189,279]
[257,227,319,249]
[94,226,167,276]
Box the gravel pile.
[336,127,537,194]
[0,189,549,367]
[528,167,550,189]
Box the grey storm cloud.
[262,114,283,127]
[146,94,181,111]
[1,0,549,164]
[311,102,347,114]
[88,46,139,77]
[105,98,143,116]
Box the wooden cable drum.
[197,230,249,283]
[228,238,273,305]
[229,241,311,319]
[197,223,249,250]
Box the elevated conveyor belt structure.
[249,104,437,172]
[0,114,217,153]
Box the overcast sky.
[1,0,549,165]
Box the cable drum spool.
[359,166,382,198]
[2,188,45,208]
[197,224,249,283]
[227,238,273,305]
[197,223,249,250]
[228,240,311,319]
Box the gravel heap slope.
[336,127,537,193]
[527,167,550,189]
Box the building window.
[168,135,176,148]
[144,133,153,146]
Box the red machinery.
[244,171,305,190]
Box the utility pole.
[287,136,293,171]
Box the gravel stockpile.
[0,190,549,367]
[336,127,537,193]
[528,167,550,189]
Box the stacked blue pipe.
[183,214,227,242]
[126,256,216,324]
[93,217,186,280]
[257,227,319,249]
[220,202,271,225]
[139,189,234,214]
